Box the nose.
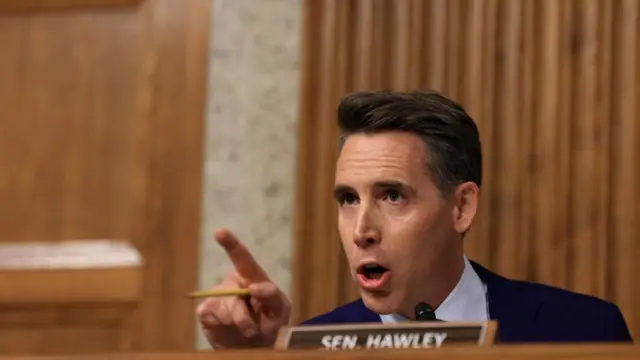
[353,206,381,248]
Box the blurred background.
[0,0,638,355]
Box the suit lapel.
[470,260,542,341]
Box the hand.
[196,229,291,348]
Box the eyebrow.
[373,181,417,195]
[332,181,417,199]
[333,184,354,200]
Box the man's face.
[334,131,466,317]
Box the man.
[197,90,632,348]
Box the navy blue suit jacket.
[302,261,633,343]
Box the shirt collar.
[380,256,488,323]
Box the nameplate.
[274,321,497,350]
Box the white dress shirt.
[379,256,489,323]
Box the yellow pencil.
[187,288,251,299]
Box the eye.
[383,189,404,203]
[338,193,359,206]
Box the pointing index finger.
[214,229,269,282]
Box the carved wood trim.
[0,0,142,11]
[0,267,141,304]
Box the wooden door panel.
[0,0,210,354]
[0,8,147,243]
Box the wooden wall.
[0,0,211,354]
[291,0,640,338]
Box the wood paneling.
[0,267,141,304]
[0,0,141,11]
[0,0,211,354]
[292,0,640,338]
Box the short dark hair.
[337,90,482,195]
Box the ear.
[451,182,479,234]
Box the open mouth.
[358,263,389,280]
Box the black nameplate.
[275,321,497,350]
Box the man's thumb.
[248,282,286,313]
